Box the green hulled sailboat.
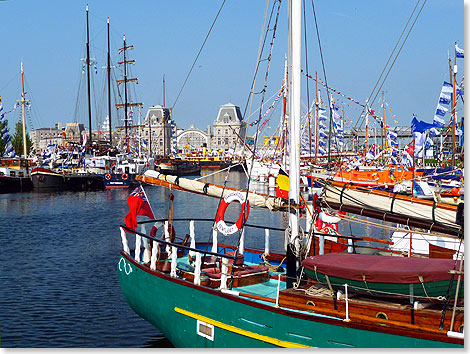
[117,0,463,348]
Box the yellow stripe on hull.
[174,306,314,348]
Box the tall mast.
[281,57,288,169]
[123,34,129,153]
[364,102,369,157]
[116,37,142,154]
[20,62,28,158]
[107,17,112,146]
[86,4,92,146]
[163,74,166,157]
[287,0,301,289]
[342,105,345,156]
[452,43,457,169]
[163,74,166,108]
[382,92,388,152]
[314,72,318,164]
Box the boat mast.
[163,74,166,157]
[20,62,28,158]
[282,58,288,169]
[342,105,345,156]
[123,34,129,153]
[452,42,457,169]
[364,102,369,157]
[314,72,318,164]
[382,92,388,153]
[107,17,112,146]
[287,0,301,289]
[116,38,142,154]
[86,4,92,146]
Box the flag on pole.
[125,186,155,230]
[456,44,464,58]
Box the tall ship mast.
[116,35,143,153]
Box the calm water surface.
[0,170,388,347]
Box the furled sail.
[138,170,296,211]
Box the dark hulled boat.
[0,157,33,193]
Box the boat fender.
[215,191,250,235]
[319,211,341,224]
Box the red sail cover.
[302,254,463,284]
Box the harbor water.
[0,170,389,347]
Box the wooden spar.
[228,125,254,155]
[115,102,143,108]
[117,78,138,85]
[317,199,461,237]
[323,180,458,212]
[118,59,135,65]
[138,171,296,211]
[118,45,134,53]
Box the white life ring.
[215,191,250,236]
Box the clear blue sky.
[0,0,465,138]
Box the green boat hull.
[117,255,462,348]
[304,269,464,299]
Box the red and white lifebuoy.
[215,191,250,235]
[121,173,129,181]
[104,173,111,181]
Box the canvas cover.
[302,253,463,284]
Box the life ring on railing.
[122,173,129,181]
[215,191,250,235]
[104,173,111,181]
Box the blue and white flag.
[425,136,434,150]
[441,81,453,94]
[401,150,413,170]
[318,147,326,155]
[411,117,434,133]
[439,92,451,105]
[387,131,397,140]
[365,145,376,160]
[456,44,464,58]
[0,104,3,112]
[318,140,326,147]
[428,127,439,137]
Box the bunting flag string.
[303,70,395,129]
[249,83,285,127]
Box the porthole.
[306,300,315,307]
[376,312,388,320]
[459,324,464,333]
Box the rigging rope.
[354,0,427,131]
[172,0,226,111]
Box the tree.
[11,121,34,157]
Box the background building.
[211,103,246,152]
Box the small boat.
[0,157,33,193]
[156,160,201,176]
[103,154,154,189]
[31,166,104,191]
